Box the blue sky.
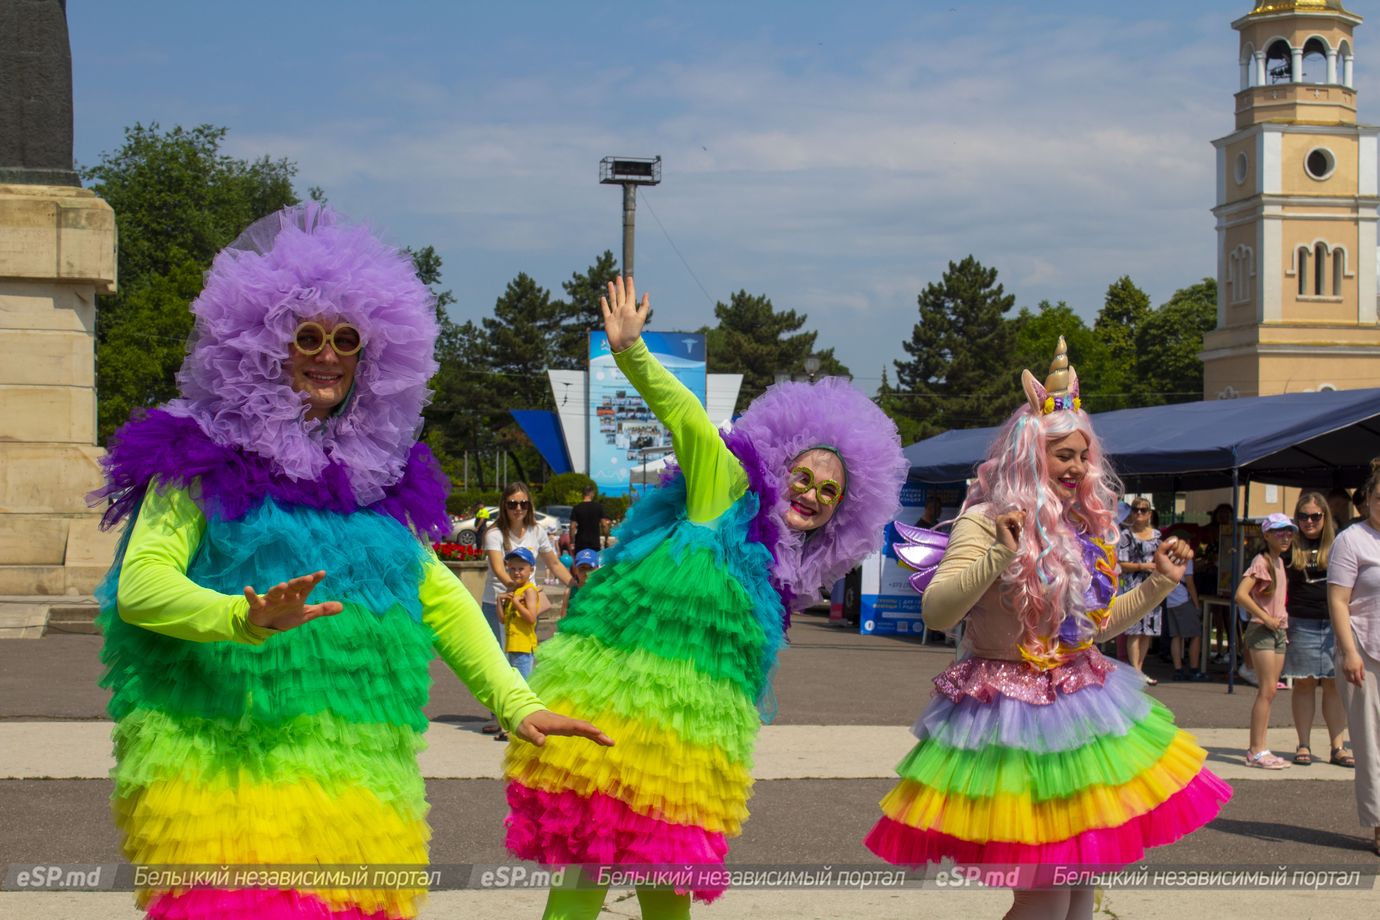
[67,1,1380,391]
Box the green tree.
[1093,276,1153,410]
[876,367,925,446]
[82,123,299,441]
[701,290,848,402]
[552,250,620,369]
[893,256,1018,435]
[1131,279,1218,406]
[483,273,562,412]
[1011,300,1115,413]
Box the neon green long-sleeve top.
[115,483,546,731]
[613,338,748,523]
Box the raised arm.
[603,277,747,522]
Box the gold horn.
[1044,336,1070,398]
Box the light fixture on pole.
[600,156,662,281]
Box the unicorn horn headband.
[1020,335,1082,415]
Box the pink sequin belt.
[933,649,1111,705]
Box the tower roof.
[1248,1,1351,15]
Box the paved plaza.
[1,613,1375,917]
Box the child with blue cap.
[560,549,601,619]
[495,547,541,741]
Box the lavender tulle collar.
[90,409,450,540]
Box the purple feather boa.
[90,409,450,540]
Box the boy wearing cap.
[495,547,542,741]
[559,549,601,620]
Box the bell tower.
[1204,1,1380,400]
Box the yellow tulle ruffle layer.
[878,729,1207,844]
[118,776,428,916]
[504,700,753,836]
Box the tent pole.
[1227,467,1241,695]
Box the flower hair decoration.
[1021,335,1082,415]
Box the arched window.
[1333,247,1347,296]
[1297,246,1310,296]
[1241,43,1256,89]
[1340,40,1354,87]
[1228,245,1254,305]
[1315,242,1328,294]
[1302,37,1329,83]
[1266,39,1293,84]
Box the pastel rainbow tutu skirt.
[865,650,1231,876]
[99,498,437,919]
[503,481,784,903]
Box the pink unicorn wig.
[962,337,1121,666]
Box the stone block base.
[0,564,107,596]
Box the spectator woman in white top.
[479,481,573,733]
[1330,465,1380,856]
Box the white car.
[448,506,561,546]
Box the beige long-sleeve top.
[921,504,1178,662]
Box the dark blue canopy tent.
[902,386,1380,692]
[904,387,1380,491]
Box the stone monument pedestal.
[0,183,118,616]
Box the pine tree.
[481,273,562,412]
[702,290,848,401]
[893,256,1018,435]
[552,250,620,369]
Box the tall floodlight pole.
[599,156,662,280]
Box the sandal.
[1293,745,1313,766]
[1145,676,1159,686]
[481,722,500,735]
[1245,750,1291,770]
[1330,747,1356,768]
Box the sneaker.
[1237,666,1258,686]
[1190,670,1210,682]
[1172,669,1188,682]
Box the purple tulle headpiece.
[724,377,910,611]
[162,204,438,506]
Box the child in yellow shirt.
[495,547,542,742]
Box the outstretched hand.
[516,710,615,748]
[600,275,649,353]
[244,570,343,633]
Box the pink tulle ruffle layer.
[505,782,729,903]
[864,770,1232,874]
[147,888,400,920]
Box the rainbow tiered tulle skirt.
[99,499,437,919]
[503,485,783,903]
[865,651,1231,875]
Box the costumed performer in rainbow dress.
[864,338,1231,920]
[503,277,909,918]
[92,204,610,920]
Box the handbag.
[892,520,950,594]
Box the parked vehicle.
[449,506,561,546]
[543,504,574,551]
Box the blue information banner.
[587,331,706,495]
